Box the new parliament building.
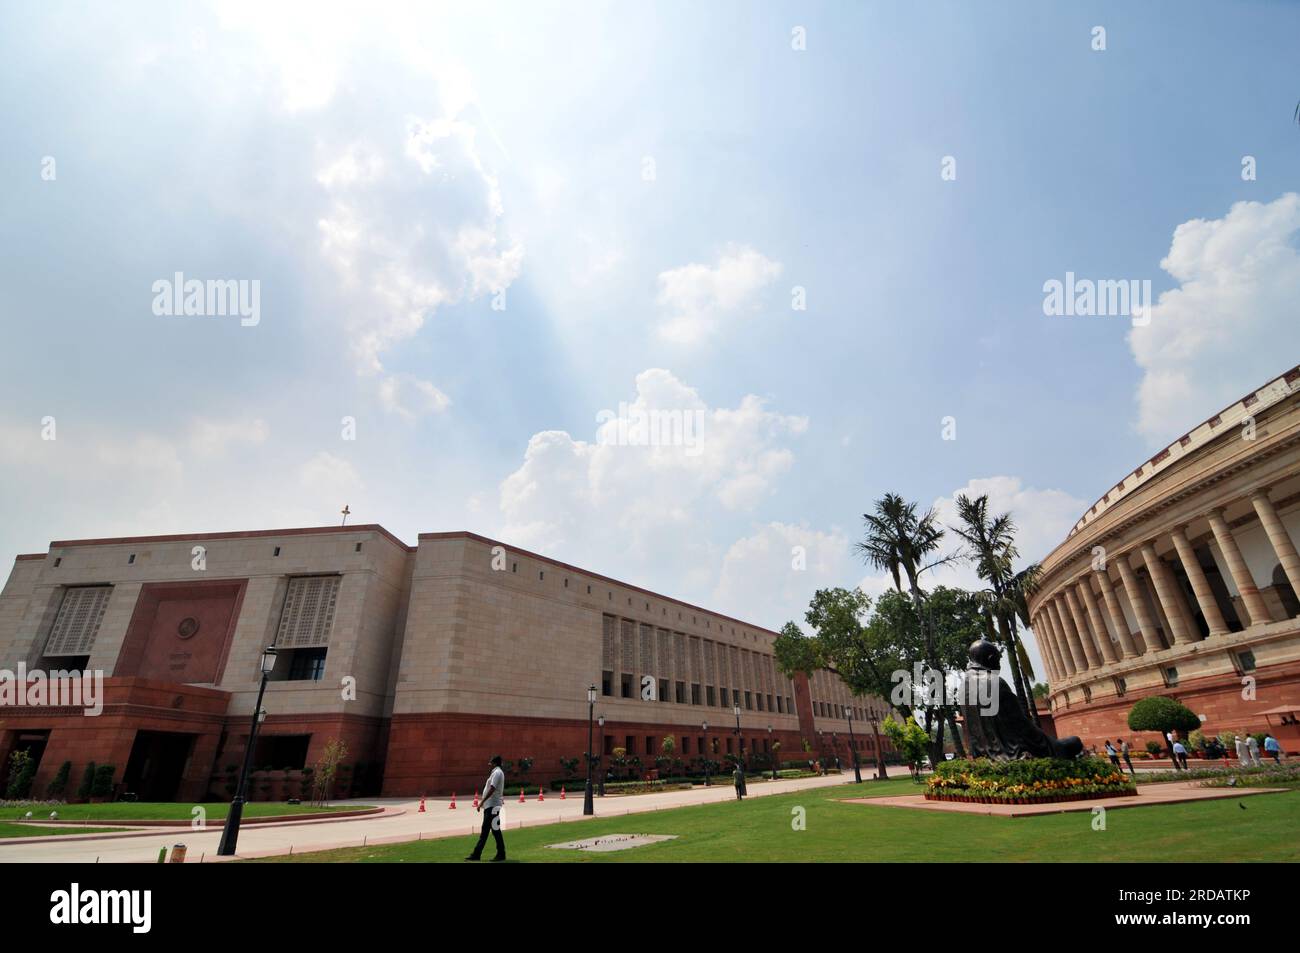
[0,528,883,800]
[1028,365,1300,753]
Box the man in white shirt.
[465,755,507,862]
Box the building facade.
[0,528,886,800]
[1028,365,1300,754]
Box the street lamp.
[597,714,606,796]
[767,725,777,781]
[583,684,597,816]
[701,721,710,786]
[217,645,277,856]
[867,705,888,781]
[845,708,863,783]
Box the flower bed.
[924,756,1137,804]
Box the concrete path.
[0,767,912,863]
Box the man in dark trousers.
[465,755,507,862]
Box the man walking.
[1246,734,1262,767]
[1172,738,1189,770]
[1264,732,1282,764]
[465,755,507,862]
[1104,740,1120,768]
[1120,739,1136,776]
[732,759,746,800]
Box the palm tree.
[855,493,960,762]
[951,494,1039,724]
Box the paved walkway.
[1,768,910,863]
[843,780,1290,817]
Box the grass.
[247,781,1300,863]
[0,822,123,839]
[0,802,374,822]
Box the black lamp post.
[767,725,777,781]
[597,714,606,796]
[817,729,826,774]
[868,705,888,781]
[845,708,863,783]
[701,721,710,786]
[217,645,277,857]
[583,684,596,816]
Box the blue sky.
[2,1,1298,681]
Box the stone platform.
[840,780,1290,817]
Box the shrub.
[76,761,97,800]
[45,761,72,799]
[927,756,1135,801]
[90,764,116,799]
[4,751,35,799]
[1144,741,1164,756]
[1127,696,1200,737]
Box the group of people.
[1097,732,1284,775]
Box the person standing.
[1246,734,1262,767]
[465,755,507,862]
[1235,735,1249,768]
[1263,733,1281,764]
[732,760,746,800]
[1120,739,1136,776]
[1104,740,1120,768]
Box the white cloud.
[712,523,854,629]
[497,369,808,587]
[1130,192,1300,442]
[188,417,270,456]
[656,244,782,344]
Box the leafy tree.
[77,761,97,801]
[951,494,1041,724]
[880,714,930,781]
[1031,682,1049,699]
[5,750,35,799]
[312,739,348,805]
[1127,696,1200,758]
[90,764,115,799]
[45,760,72,799]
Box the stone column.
[1049,597,1084,673]
[1170,526,1229,636]
[1032,614,1057,683]
[1039,611,1065,682]
[1042,604,1074,677]
[1140,541,1196,645]
[1207,508,1270,627]
[1063,588,1102,668]
[1076,577,1120,664]
[1251,489,1300,612]
[1094,569,1140,658]
[1115,554,1158,654]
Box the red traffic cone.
[418,795,426,813]
[449,793,457,810]
[518,788,526,803]
[473,792,480,809]
[560,786,566,800]
[537,787,545,802]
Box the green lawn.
[249,783,1300,863]
[1,802,374,823]
[0,822,123,839]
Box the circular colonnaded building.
[1028,364,1300,754]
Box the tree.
[880,714,930,781]
[1031,682,1049,699]
[312,739,348,805]
[4,750,35,799]
[45,760,72,799]
[1127,696,1200,758]
[855,493,960,764]
[76,761,97,801]
[951,494,1040,724]
[90,764,116,800]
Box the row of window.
[601,670,792,714]
[606,733,875,757]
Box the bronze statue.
[959,638,1082,760]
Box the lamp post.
[597,714,606,796]
[583,684,597,816]
[832,731,840,773]
[767,725,777,781]
[868,705,888,781]
[702,721,710,786]
[845,708,863,783]
[217,645,277,856]
[817,729,826,774]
